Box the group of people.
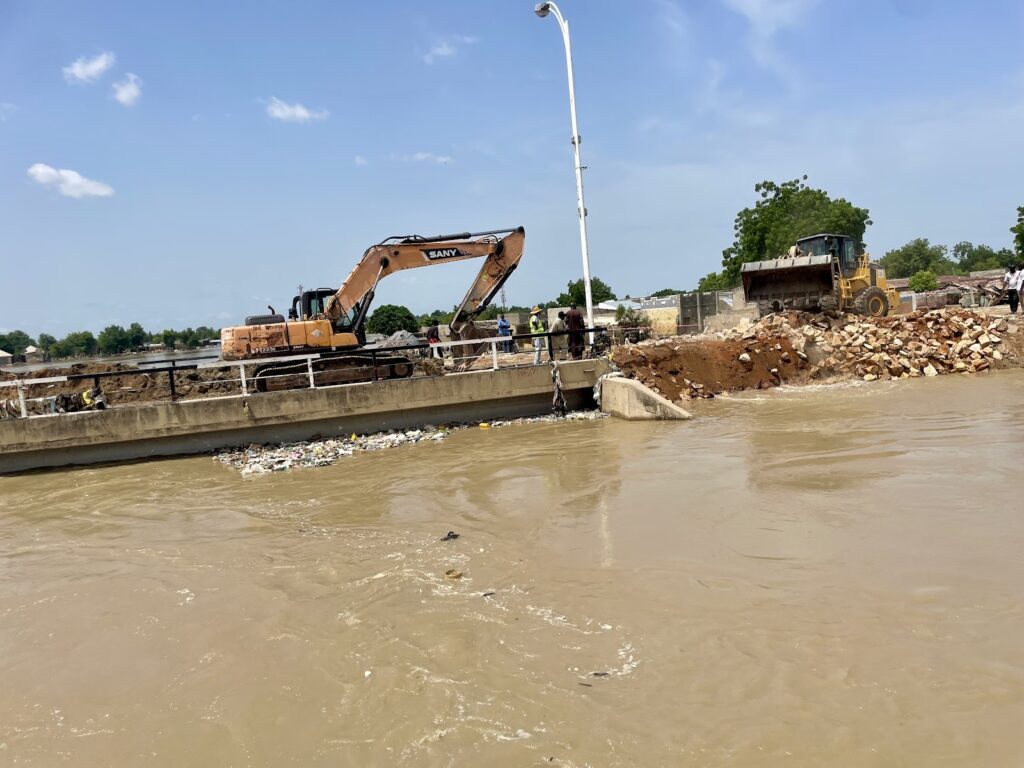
[428,306,588,363]
[1004,265,1024,313]
[526,304,586,363]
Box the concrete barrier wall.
[600,377,692,421]
[0,360,610,473]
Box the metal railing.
[0,328,604,419]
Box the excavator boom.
[324,227,525,334]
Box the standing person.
[497,314,512,353]
[564,303,585,360]
[1005,265,1021,314]
[549,311,568,361]
[529,307,545,365]
[426,322,442,358]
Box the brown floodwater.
[2,370,1023,766]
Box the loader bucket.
[741,255,837,315]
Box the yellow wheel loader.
[220,227,525,391]
[741,234,900,318]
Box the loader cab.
[796,234,859,276]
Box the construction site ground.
[5,307,1024,412]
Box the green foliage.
[952,241,1015,273]
[0,329,37,354]
[52,331,98,358]
[556,277,616,306]
[878,238,960,278]
[696,271,737,292]
[1011,206,1024,260]
[615,307,650,328]
[907,270,938,293]
[126,322,148,349]
[97,325,131,354]
[37,333,57,354]
[366,304,419,336]
[648,288,685,298]
[719,177,872,285]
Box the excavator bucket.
[741,255,837,316]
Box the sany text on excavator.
[220,227,525,391]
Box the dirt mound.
[612,307,1022,401]
[611,337,805,401]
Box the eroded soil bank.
[612,308,1024,401]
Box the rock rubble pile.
[215,410,607,475]
[723,308,1016,381]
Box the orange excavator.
[220,227,525,391]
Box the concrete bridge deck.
[0,360,611,474]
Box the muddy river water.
[2,371,1023,766]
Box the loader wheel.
[854,287,889,317]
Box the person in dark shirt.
[564,303,585,360]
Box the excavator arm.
[323,227,525,334]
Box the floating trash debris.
[444,568,463,580]
[440,531,460,542]
[214,410,607,476]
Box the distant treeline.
[0,324,220,358]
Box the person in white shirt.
[1005,265,1021,314]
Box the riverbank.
[612,307,1023,401]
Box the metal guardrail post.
[370,350,379,381]
[239,364,248,396]
[306,358,316,389]
[18,385,27,418]
[490,340,498,370]
[168,369,177,401]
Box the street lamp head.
[534,2,551,18]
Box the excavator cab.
[289,288,367,343]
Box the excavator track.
[253,353,414,393]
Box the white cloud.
[354,155,368,167]
[424,42,456,64]
[266,96,328,123]
[27,163,114,199]
[62,51,116,84]
[404,151,452,164]
[721,0,818,86]
[423,35,478,64]
[111,73,142,106]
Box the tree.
[0,330,36,354]
[555,276,616,306]
[648,288,685,298]
[366,304,418,336]
[37,333,57,355]
[54,331,97,357]
[1012,206,1024,260]
[907,270,938,293]
[98,325,130,354]
[615,306,650,328]
[878,238,959,278]
[707,177,872,287]
[951,241,1015,273]
[696,272,736,292]
[126,322,148,350]
[159,329,178,349]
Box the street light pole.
[535,1,595,341]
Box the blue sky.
[2,0,1023,335]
